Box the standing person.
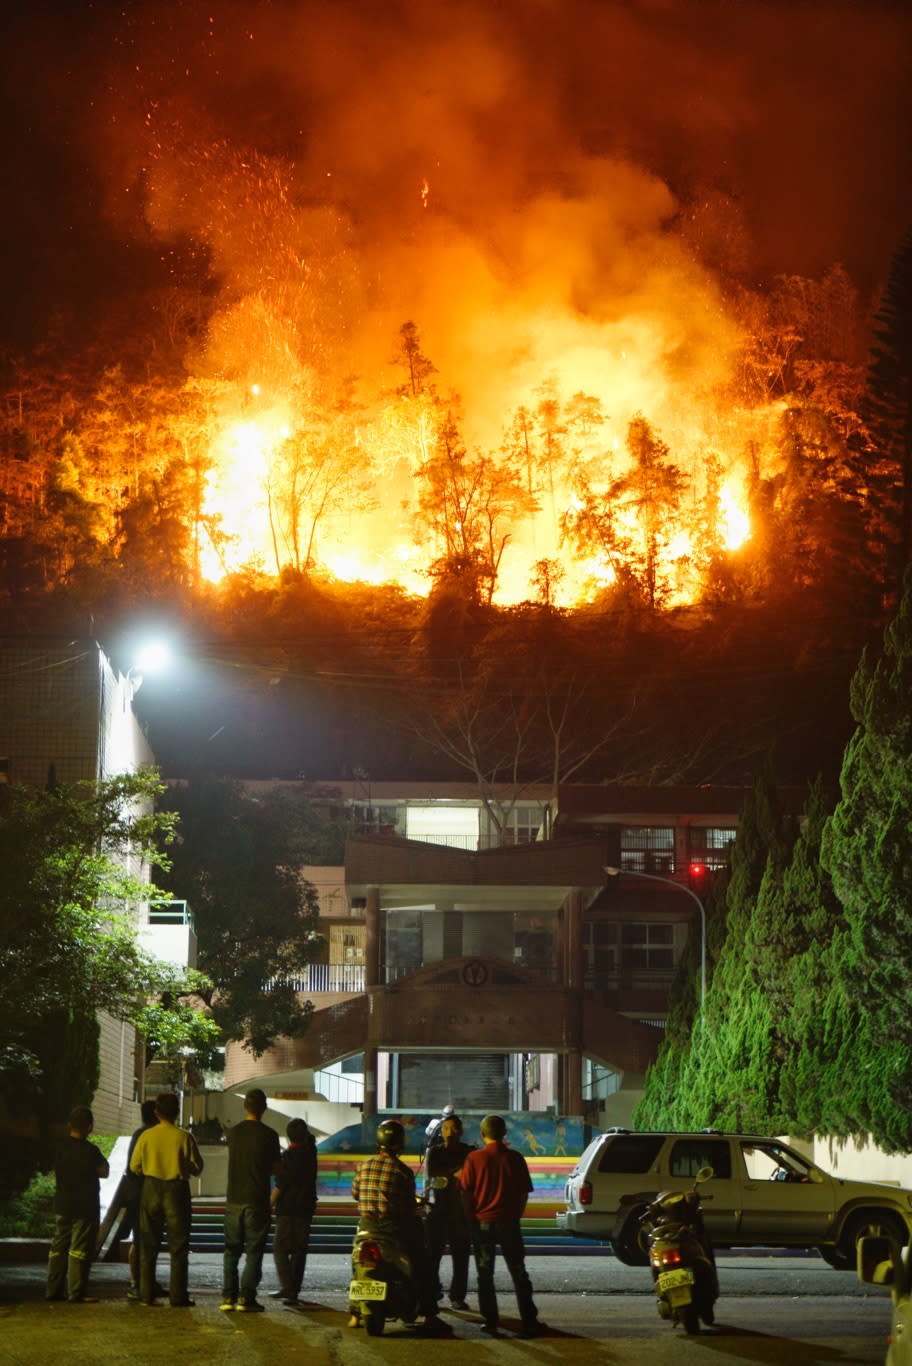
[123,1099,159,1301]
[269,1118,317,1306]
[459,1113,545,1339]
[220,1088,281,1313]
[350,1119,448,1336]
[425,1114,474,1310]
[129,1091,203,1307]
[46,1105,109,1304]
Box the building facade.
[0,637,161,1133]
[224,780,783,1130]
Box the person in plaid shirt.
[349,1120,448,1335]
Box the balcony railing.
[266,964,366,995]
[408,832,478,850]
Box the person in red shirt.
[458,1114,545,1338]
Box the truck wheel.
[831,1210,908,1270]
[612,1209,650,1267]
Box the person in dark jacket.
[220,1088,281,1312]
[425,1114,474,1310]
[269,1118,317,1305]
[46,1105,110,1303]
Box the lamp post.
[604,865,707,1032]
[125,640,172,699]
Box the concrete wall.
[798,1134,912,1188]
[92,1012,141,1136]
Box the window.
[583,921,618,983]
[502,808,543,846]
[582,1058,621,1101]
[690,827,736,871]
[330,924,365,965]
[597,1134,665,1173]
[669,1138,732,1180]
[620,826,675,873]
[739,1141,812,1183]
[513,913,556,974]
[385,909,422,981]
[622,922,674,972]
[405,804,479,850]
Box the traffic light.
[688,860,711,895]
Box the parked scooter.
[348,1219,421,1336]
[636,1166,718,1334]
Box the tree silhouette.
[864,227,912,583]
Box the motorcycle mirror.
[695,1166,714,1183]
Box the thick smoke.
[3,0,911,598]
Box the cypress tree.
[634,764,796,1129]
[820,574,912,1149]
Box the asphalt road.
[0,1252,894,1365]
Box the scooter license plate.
[657,1267,695,1295]
[349,1279,387,1301]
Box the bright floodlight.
[134,641,171,674]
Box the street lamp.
[604,865,707,1032]
[126,640,172,698]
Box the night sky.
[2,0,911,354]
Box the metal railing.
[266,964,365,994]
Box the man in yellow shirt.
[129,1092,204,1306]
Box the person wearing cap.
[269,1118,317,1306]
[459,1113,545,1339]
[220,1089,281,1313]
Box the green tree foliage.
[639,581,912,1148]
[634,767,798,1130]
[0,769,178,1198]
[820,573,912,1148]
[161,778,329,1055]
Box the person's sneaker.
[236,1299,265,1313]
[449,1298,470,1311]
[219,1300,236,1312]
[127,1283,140,1302]
[268,1290,284,1299]
[282,1297,300,1306]
[481,1321,499,1336]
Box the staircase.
[189,1203,611,1256]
